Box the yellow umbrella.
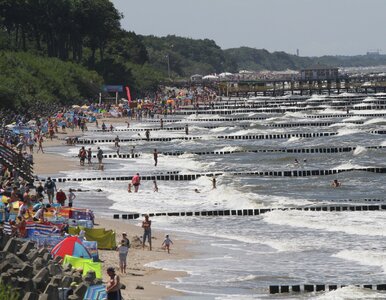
[81,105,89,109]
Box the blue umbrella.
[83,285,107,300]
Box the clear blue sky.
[111,0,385,57]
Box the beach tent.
[63,255,92,269]
[51,236,92,259]
[83,284,107,300]
[82,261,102,279]
[62,256,102,279]
[69,227,116,249]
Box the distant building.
[300,64,339,80]
[190,74,203,82]
[366,50,380,56]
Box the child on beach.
[162,234,173,254]
[117,240,129,273]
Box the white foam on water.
[215,146,244,152]
[315,286,386,300]
[210,127,232,133]
[336,127,362,136]
[332,162,368,170]
[263,210,386,237]
[342,116,367,122]
[353,146,368,156]
[286,137,301,143]
[364,118,386,125]
[223,274,258,283]
[333,250,386,273]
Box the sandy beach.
[33,122,192,300]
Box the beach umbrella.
[51,236,92,259]
[72,105,80,108]
[83,285,107,300]
[81,105,89,109]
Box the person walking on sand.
[132,173,141,192]
[162,234,173,254]
[142,214,152,250]
[106,267,122,299]
[153,148,158,166]
[117,240,129,274]
[145,129,150,141]
[37,136,44,153]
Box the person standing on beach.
[153,149,158,166]
[56,189,67,206]
[185,124,189,135]
[106,267,122,299]
[36,181,44,199]
[160,118,164,129]
[131,173,141,192]
[117,239,129,274]
[68,189,76,207]
[44,177,56,204]
[145,129,150,141]
[142,214,152,250]
[37,136,44,153]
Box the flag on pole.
[125,86,132,102]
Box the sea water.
[45,94,386,299]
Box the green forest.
[1,0,386,110]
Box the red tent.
[51,236,91,259]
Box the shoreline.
[95,217,192,300]
[32,123,193,300]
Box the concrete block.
[43,283,59,299]
[74,282,88,298]
[32,267,49,291]
[22,292,39,300]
